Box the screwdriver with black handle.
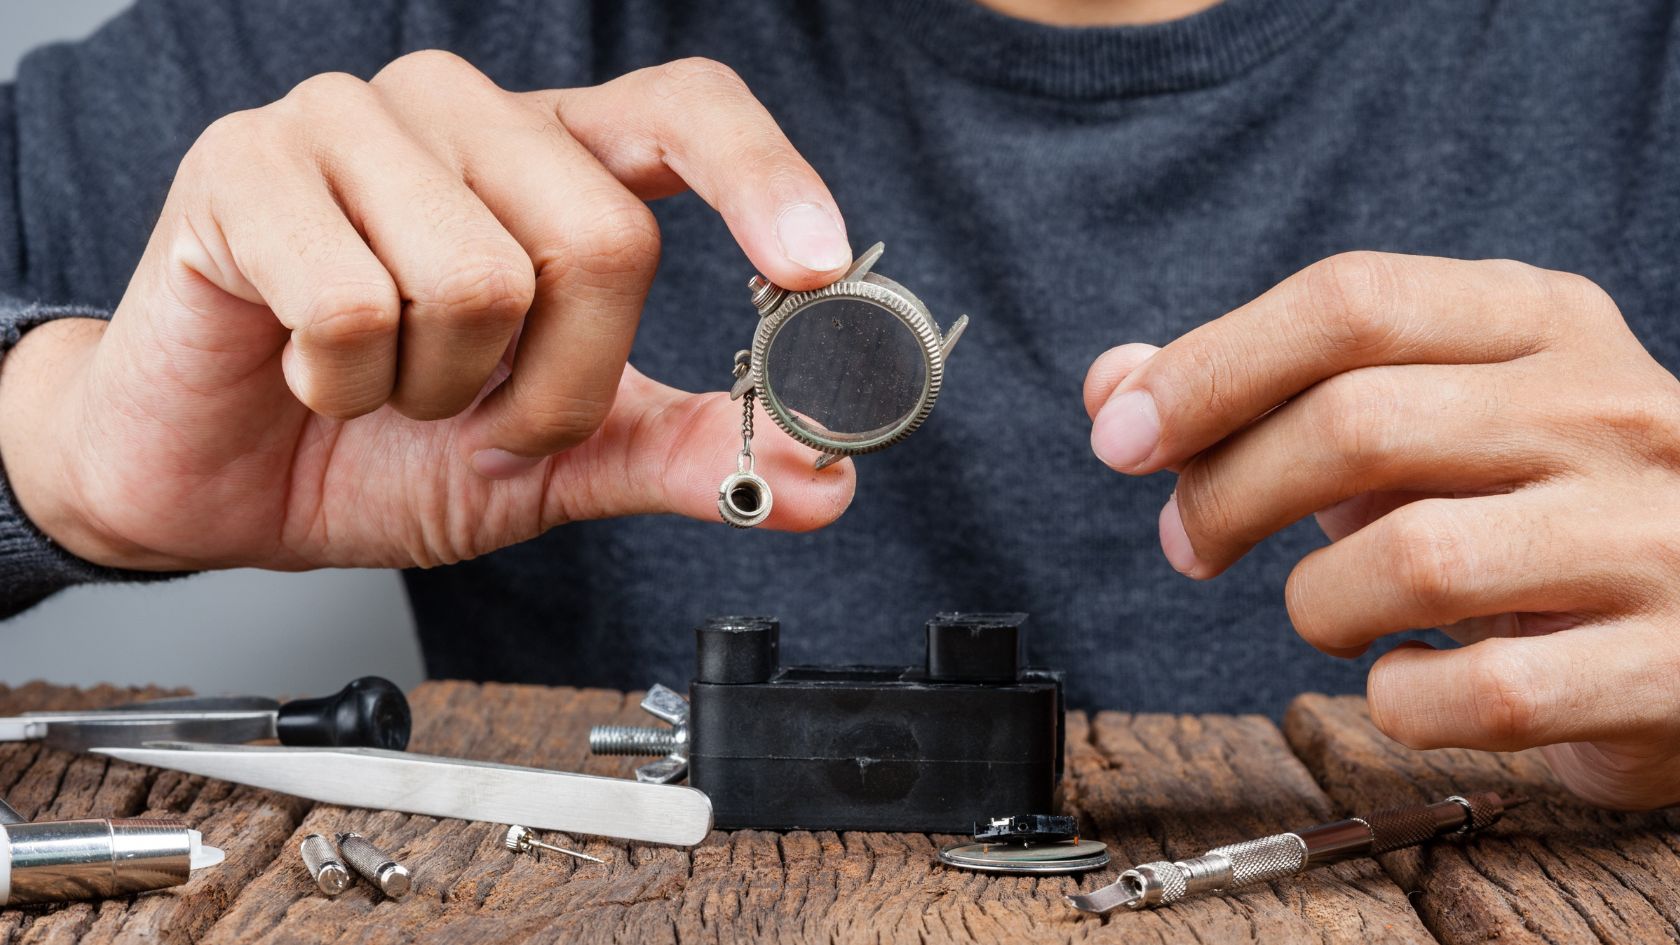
[1069,791,1524,913]
[0,676,410,752]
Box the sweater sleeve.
[0,0,420,615]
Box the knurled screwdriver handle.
[1069,792,1519,913]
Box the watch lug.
[942,314,969,358]
[844,242,886,282]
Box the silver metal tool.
[587,684,689,784]
[0,817,224,905]
[93,742,714,847]
[504,825,604,864]
[0,677,410,752]
[336,833,410,898]
[720,242,969,527]
[1068,792,1523,914]
[299,833,350,896]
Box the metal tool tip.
[318,863,350,896]
[1067,889,1143,914]
[379,864,411,898]
[1502,794,1531,811]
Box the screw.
[336,833,410,899]
[504,825,605,864]
[299,833,350,896]
[588,726,679,756]
[586,684,690,784]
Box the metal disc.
[938,840,1110,875]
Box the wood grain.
[1286,694,1680,945]
[0,681,1438,944]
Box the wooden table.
[1,681,1675,945]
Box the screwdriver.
[0,676,411,752]
[1068,791,1524,913]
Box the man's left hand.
[1085,251,1680,810]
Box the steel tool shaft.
[94,742,714,846]
[1068,792,1523,914]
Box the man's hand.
[1085,251,1680,810]
[0,53,856,572]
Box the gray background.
[0,2,425,696]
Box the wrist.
[0,317,127,565]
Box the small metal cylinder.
[299,833,350,896]
[588,725,678,756]
[336,833,410,899]
[1,819,198,906]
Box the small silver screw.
[336,832,411,899]
[504,825,605,864]
[587,684,690,784]
[299,833,350,896]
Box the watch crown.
[748,275,786,316]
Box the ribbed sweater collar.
[880,0,1341,99]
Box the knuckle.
[1365,660,1427,748]
[184,109,270,176]
[425,251,536,325]
[1543,267,1619,321]
[282,71,372,115]
[299,280,400,350]
[1299,251,1405,357]
[372,48,485,92]
[1174,458,1242,550]
[510,391,613,452]
[1283,562,1330,648]
[1308,370,1403,478]
[1463,641,1543,746]
[558,196,662,282]
[1382,502,1467,616]
[652,57,749,102]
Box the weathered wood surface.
[1287,694,1680,945]
[0,681,1671,944]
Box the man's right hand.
[0,52,857,572]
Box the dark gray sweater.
[4,0,1678,712]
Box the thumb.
[542,366,856,530]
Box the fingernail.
[470,448,542,479]
[776,203,849,272]
[1159,494,1201,575]
[1091,389,1160,470]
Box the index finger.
[1090,252,1571,474]
[532,58,851,290]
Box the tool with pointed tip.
[505,824,605,864]
[92,742,713,847]
[0,816,225,905]
[1068,792,1525,914]
[0,677,411,752]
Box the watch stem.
[748,275,786,315]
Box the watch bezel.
[750,275,948,457]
